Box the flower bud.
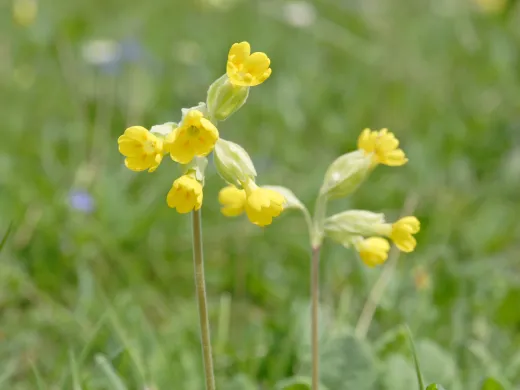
[207,74,249,121]
[213,138,256,187]
[325,210,385,244]
[319,150,372,199]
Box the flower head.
[166,175,203,213]
[388,216,420,252]
[166,110,219,164]
[218,186,246,217]
[226,42,272,87]
[118,126,164,172]
[244,182,284,227]
[354,237,390,267]
[357,128,408,167]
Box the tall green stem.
[311,244,321,390]
[310,195,327,390]
[191,209,216,390]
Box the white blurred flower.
[81,40,121,66]
[283,1,316,28]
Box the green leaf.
[382,354,417,390]
[481,377,505,390]
[416,340,457,386]
[275,376,329,390]
[225,374,257,390]
[426,384,447,390]
[300,332,378,390]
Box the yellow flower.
[166,110,219,164]
[218,186,246,217]
[118,126,164,172]
[243,182,284,227]
[166,175,203,213]
[388,216,420,252]
[226,41,272,87]
[355,237,390,267]
[357,128,408,167]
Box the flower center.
[187,126,200,137]
[143,140,156,154]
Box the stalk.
[191,209,216,390]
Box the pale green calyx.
[324,210,386,245]
[150,122,177,136]
[181,102,208,119]
[319,150,372,199]
[207,74,249,121]
[213,138,256,187]
[184,156,208,185]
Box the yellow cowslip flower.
[118,126,164,172]
[166,175,203,213]
[354,237,390,267]
[226,41,272,87]
[357,128,408,167]
[166,110,219,164]
[243,181,284,227]
[389,216,420,252]
[218,186,246,217]
[375,216,420,252]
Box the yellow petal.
[228,41,251,64]
[244,52,270,74]
[124,157,148,172]
[123,126,149,142]
[118,139,142,157]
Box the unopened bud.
[325,210,385,244]
[319,150,372,199]
[207,75,249,121]
[213,138,256,187]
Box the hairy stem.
[192,209,216,390]
[311,245,321,390]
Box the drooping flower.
[354,237,390,267]
[118,126,164,172]
[357,128,408,167]
[226,42,272,87]
[166,110,219,164]
[243,181,284,227]
[166,175,203,213]
[218,186,246,217]
[383,216,420,252]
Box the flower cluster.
[319,128,420,266]
[117,41,284,225]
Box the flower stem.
[311,244,321,390]
[191,209,216,390]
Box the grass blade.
[95,354,128,390]
[404,325,425,390]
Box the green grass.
[1,0,520,388]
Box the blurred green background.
[1,0,520,388]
